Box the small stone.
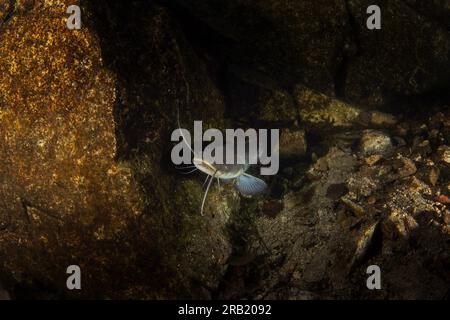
[369,111,397,127]
[347,176,378,197]
[436,194,450,205]
[349,221,379,269]
[385,210,419,238]
[365,154,382,166]
[305,167,321,181]
[283,192,303,211]
[360,129,393,156]
[413,139,432,155]
[437,145,450,164]
[279,128,307,158]
[314,157,328,171]
[397,157,417,178]
[429,167,440,186]
[341,196,366,217]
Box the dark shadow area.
[81,0,165,161]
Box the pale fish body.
[177,111,267,215]
[193,149,267,215]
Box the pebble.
[279,128,307,158]
[397,157,417,178]
[437,145,450,164]
[369,111,397,127]
[429,167,440,186]
[349,221,379,268]
[341,196,365,217]
[365,154,382,166]
[436,194,450,205]
[360,129,393,156]
[314,157,328,171]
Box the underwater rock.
[341,196,366,217]
[429,167,440,187]
[294,85,397,131]
[360,129,393,156]
[396,157,417,178]
[437,146,450,164]
[295,84,361,129]
[347,175,378,197]
[365,154,382,166]
[365,111,397,127]
[386,209,420,238]
[348,221,380,270]
[253,147,360,297]
[436,194,450,205]
[279,129,307,159]
[0,0,232,299]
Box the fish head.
[193,157,217,176]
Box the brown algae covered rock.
[0,0,146,298]
[360,129,393,156]
[0,0,233,298]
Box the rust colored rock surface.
[0,0,233,298]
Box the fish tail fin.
[235,173,267,196]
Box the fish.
[176,111,267,215]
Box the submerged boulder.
[0,0,233,298]
[171,0,450,109]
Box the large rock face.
[172,0,450,108]
[0,0,234,298]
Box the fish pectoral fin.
[235,174,267,196]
